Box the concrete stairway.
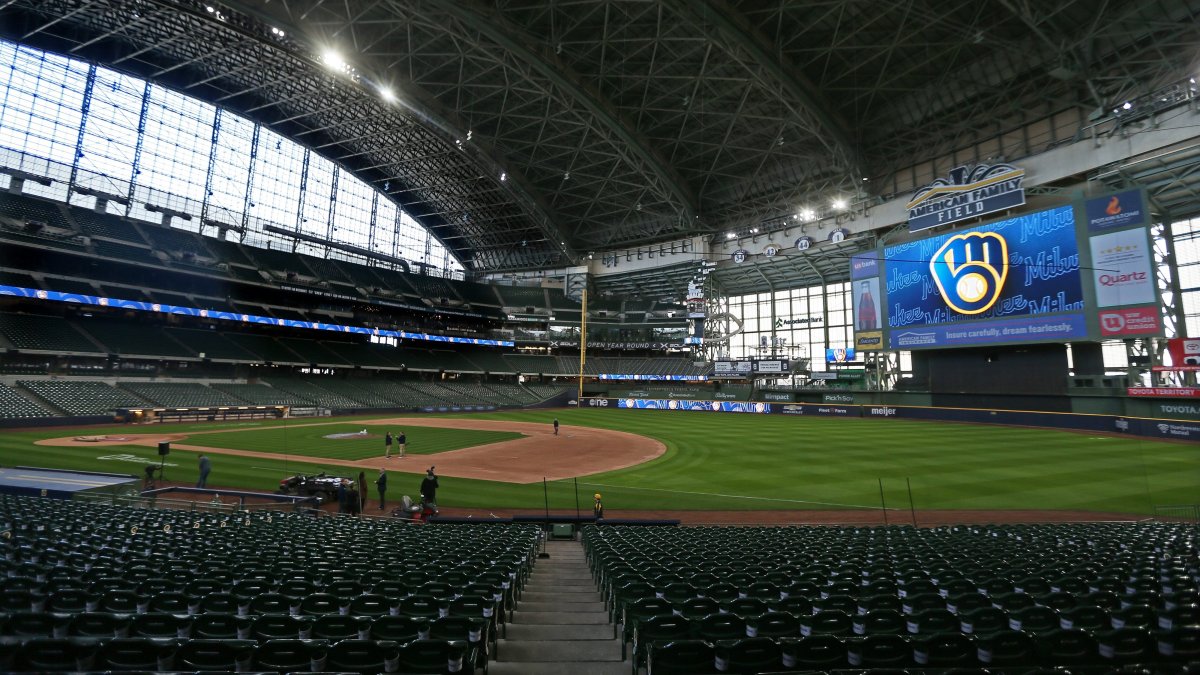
[489,538,631,675]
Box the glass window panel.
[331,171,375,254]
[246,126,305,246]
[77,67,145,209]
[206,111,254,233]
[0,43,86,200]
[128,84,215,228]
[299,152,334,240]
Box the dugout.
[0,466,137,500]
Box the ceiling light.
[751,227,759,233]
[321,49,346,71]
[205,5,214,12]
[1122,101,1132,110]
[379,87,396,102]
[832,198,847,210]
[499,172,506,182]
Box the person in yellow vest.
[593,492,603,520]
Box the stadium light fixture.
[321,49,353,75]
[500,172,507,182]
[1122,101,1132,110]
[832,198,847,210]
[379,86,396,102]
[726,232,736,239]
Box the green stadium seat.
[130,612,192,638]
[977,629,1038,666]
[714,636,782,673]
[68,611,130,638]
[325,638,401,673]
[254,638,328,671]
[913,631,976,667]
[746,611,801,639]
[692,612,748,641]
[1097,627,1159,665]
[847,633,913,667]
[11,637,98,672]
[172,637,256,671]
[778,635,847,669]
[646,639,720,675]
[94,636,175,670]
[801,610,854,637]
[191,613,249,640]
[5,611,67,638]
[251,614,309,642]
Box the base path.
[35,418,666,484]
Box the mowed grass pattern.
[192,423,522,461]
[1,409,1195,514]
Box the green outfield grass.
[192,423,522,461]
[2,409,1195,514]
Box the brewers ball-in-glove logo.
[930,231,1008,315]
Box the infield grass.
[2,409,1196,515]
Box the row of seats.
[2,589,501,623]
[640,631,1200,674]
[1,495,538,672]
[16,380,143,415]
[1,636,477,674]
[585,523,1200,673]
[0,382,49,418]
[1,610,489,644]
[0,376,567,416]
[0,190,696,321]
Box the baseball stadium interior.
[1,0,1200,673]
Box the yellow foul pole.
[578,286,587,401]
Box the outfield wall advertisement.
[854,190,1160,351]
[594,397,1198,440]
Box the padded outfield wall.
[584,396,1200,442]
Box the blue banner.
[883,205,1085,349]
[1085,189,1147,232]
[616,398,769,413]
[0,284,514,347]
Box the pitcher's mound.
[324,431,377,440]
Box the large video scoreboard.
[852,190,1161,351]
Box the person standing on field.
[375,468,387,510]
[397,430,407,459]
[420,467,439,514]
[196,454,211,488]
[385,431,393,459]
[553,418,560,436]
